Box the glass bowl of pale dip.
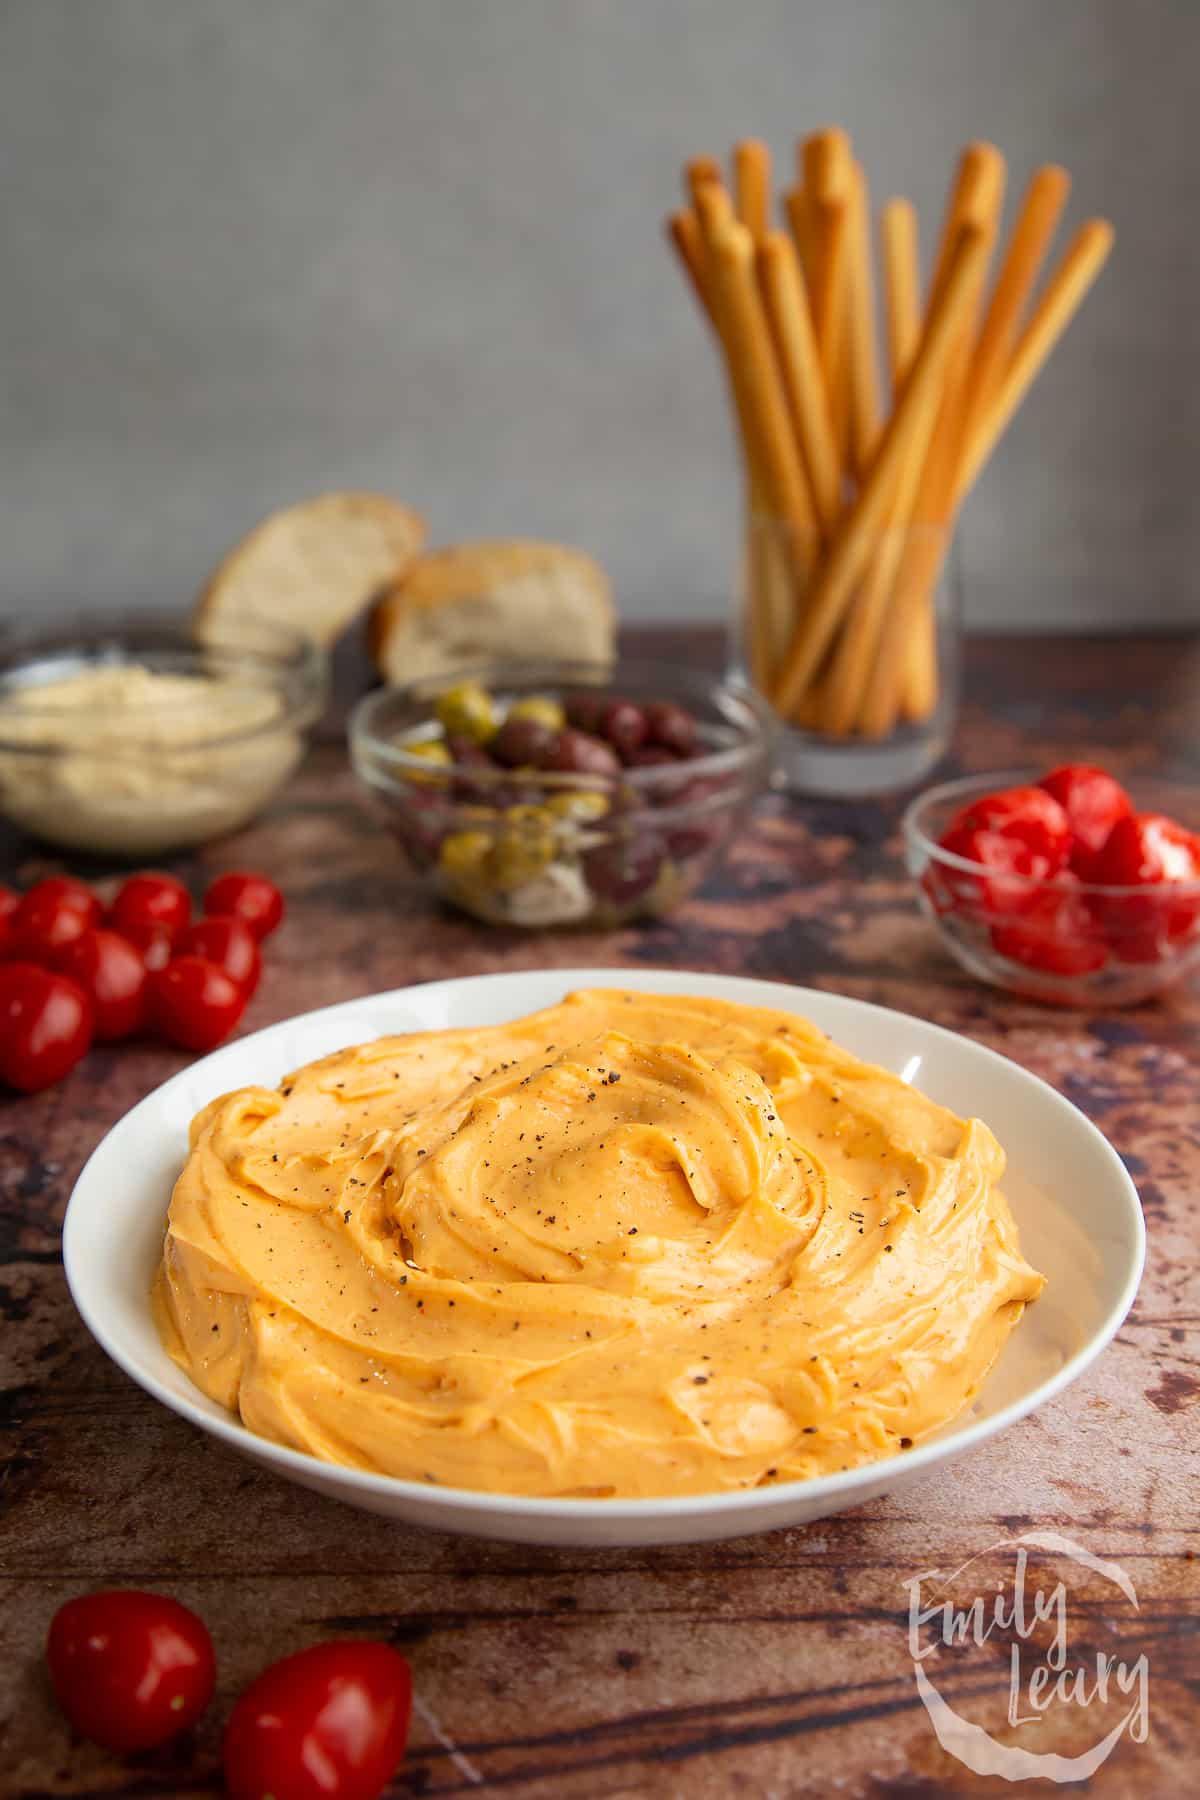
[0,613,327,856]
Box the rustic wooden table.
[2,630,1197,1798]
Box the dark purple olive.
[491,715,560,768]
[446,734,502,802]
[548,728,622,779]
[625,744,680,769]
[445,732,494,765]
[566,692,606,733]
[645,700,699,757]
[392,790,450,867]
[583,834,663,905]
[666,820,724,860]
[601,699,648,759]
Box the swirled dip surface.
[153,991,1044,1496]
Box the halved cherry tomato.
[1092,812,1200,962]
[0,962,93,1091]
[1039,764,1133,879]
[109,871,192,942]
[10,876,102,964]
[55,928,149,1041]
[175,916,261,995]
[991,873,1108,977]
[149,956,247,1051]
[223,1640,412,1800]
[46,1589,215,1753]
[945,786,1072,871]
[204,871,285,941]
[932,824,1051,917]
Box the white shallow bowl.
[64,969,1144,1548]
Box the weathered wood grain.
[1,630,1197,1798]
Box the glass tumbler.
[731,512,962,796]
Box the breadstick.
[892,147,1005,721]
[734,139,772,243]
[757,231,842,537]
[667,211,716,327]
[926,142,1004,312]
[694,177,736,254]
[771,224,986,719]
[846,160,882,472]
[958,218,1114,499]
[686,156,723,208]
[958,165,1070,440]
[807,132,854,473]
[711,225,816,536]
[784,186,814,282]
[881,199,920,388]
[669,192,779,681]
[820,440,932,736]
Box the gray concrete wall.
[2,0,1197,631]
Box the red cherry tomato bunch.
[926,764,1200,977]
[46,1589,412,1798]
[0,870,284,1092]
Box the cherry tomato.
[223,1641,412,1800]
[46,1589,215,1753]
[110,871,192,942]
[204,871,285,941]
[9,877,102,964]
[991,874,1108,977]
[1092,812,1200,962]
[933,824,1051,917]
[149,956,247,1051]
[55,929,149,1041]
[1038,764,1133,878]
[0,884,18,953]
[0,963,92,1091]
[946,786,1071,871]
[115,917,175,972]
[175,917,261,995]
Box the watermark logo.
[904,1531,1150,1782]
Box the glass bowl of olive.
[348,660,775,927]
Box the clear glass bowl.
[903,771,1200,1006]
[0,612,327,856]
[349,658,774,928]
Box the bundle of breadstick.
[667,132,1113,738]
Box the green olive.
[438,829,494,879]
[545,789,610,823]
[503,802,550,829]
[489,820,557,891]
[435,680,498,744]
[405,738,452,784]
[506,694,566,732]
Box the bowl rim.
[62,966,1146,1527]
[348,657,776,797]
[0,609,328,754]
[903,769,1200,899]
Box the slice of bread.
[195,493,427,647]
[370,539,616,684]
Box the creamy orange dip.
[153,990,1044,1498]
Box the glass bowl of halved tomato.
[903,765,1200,1006]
